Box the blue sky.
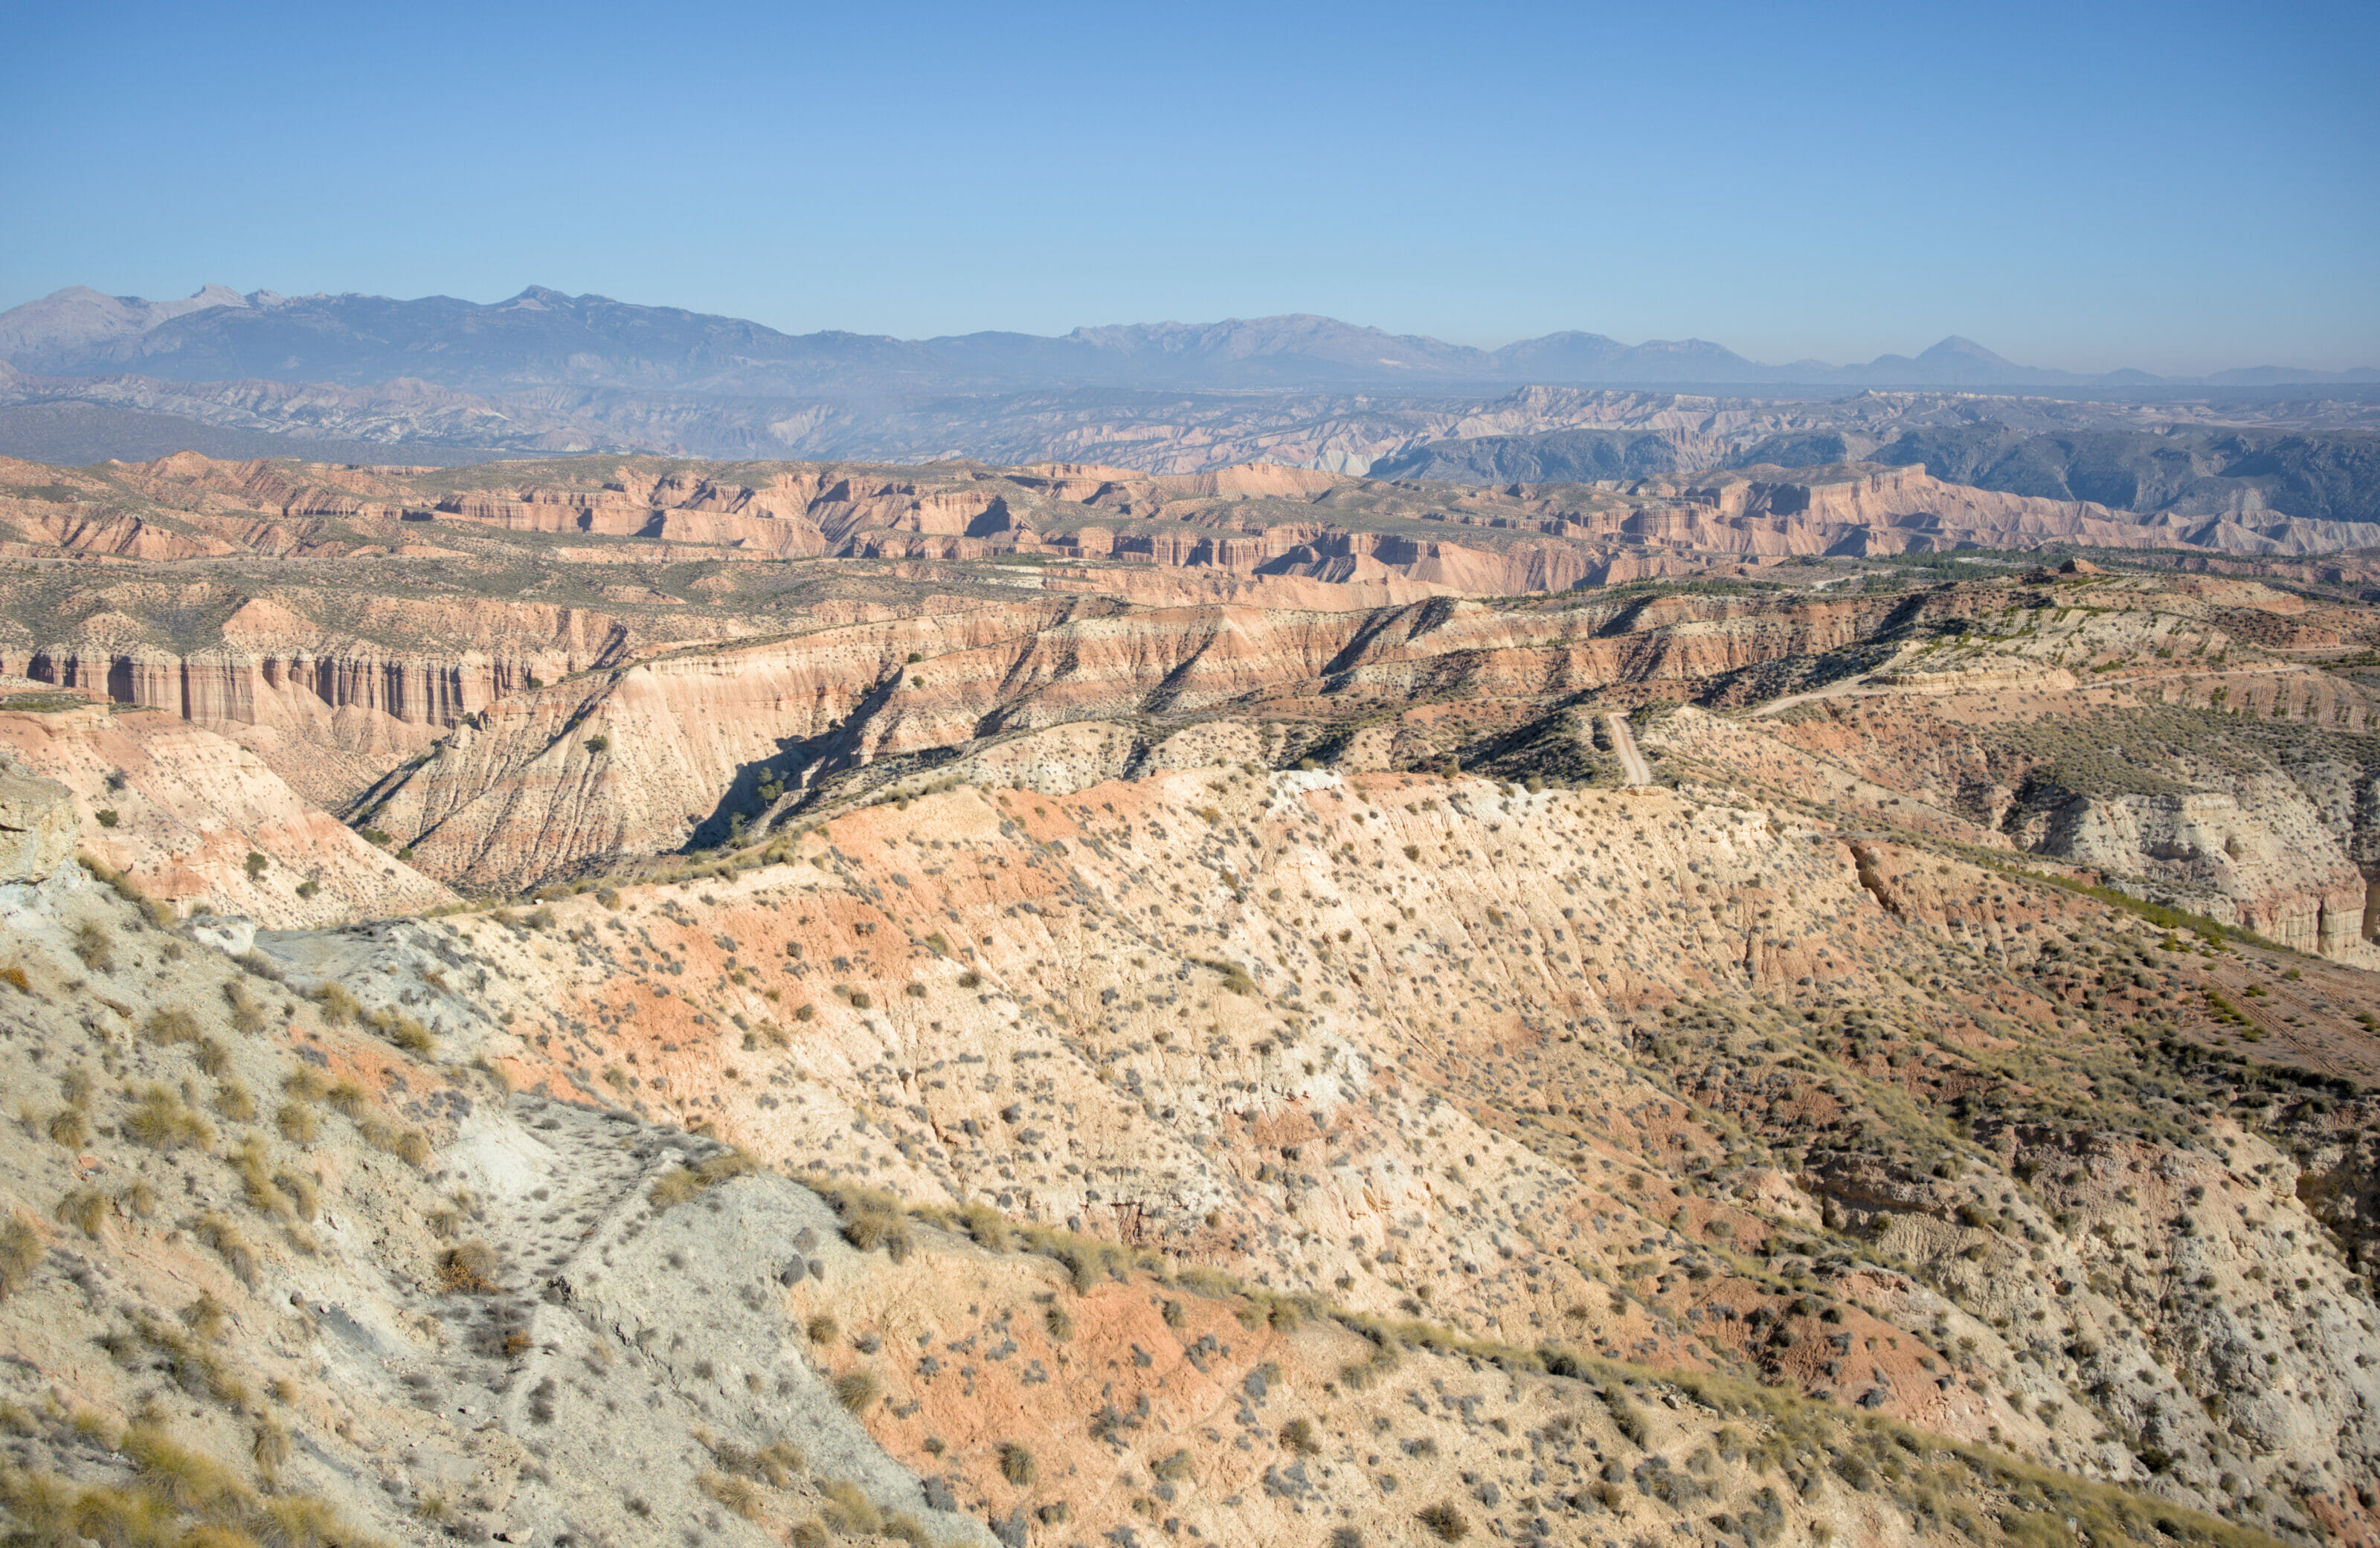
[3,0,2373,373]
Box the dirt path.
[1607,712,1653,784]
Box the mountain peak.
[1916,335,2019,367]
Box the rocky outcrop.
[2015,782,2375,956]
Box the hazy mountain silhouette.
[6,284,2369,393]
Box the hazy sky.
[4,0,2373,374]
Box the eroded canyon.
[3,446,2379,1548]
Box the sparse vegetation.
[436,1239,501,1294]
[0,1213,42,1299]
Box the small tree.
[244,852,268,880]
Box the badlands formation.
[2,446,2379,1548]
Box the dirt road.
[1607,712,1653,785]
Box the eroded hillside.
[6,723,2379,1548]
[5,447,2380,1548]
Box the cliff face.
[350,589,1926,890]
[2014,783,2373,958]
[0,593,693,808]
[338,566,2380,943]
[0,756,76,881]
[347,596,1097,886]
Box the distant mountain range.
[4,284,2372,393]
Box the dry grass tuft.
[698,1471,762,1520]
[71,920,116,973]
[145,1007,203,1045]
[54,1188,109,1239]
[193,1212,260,1286]
[436,1240,501,1295]
[820,1480,881,1537]
[222,981,268,1033]
[274,1103,318,1145]
[121,1423,248,1513]
[0,1213,45,1300]
[799,1178,915,1262]
[648,1147,757,1210]
[126,1086,214,1152]
[363,1005,434,1054]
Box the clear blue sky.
[4,0,2373,373]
